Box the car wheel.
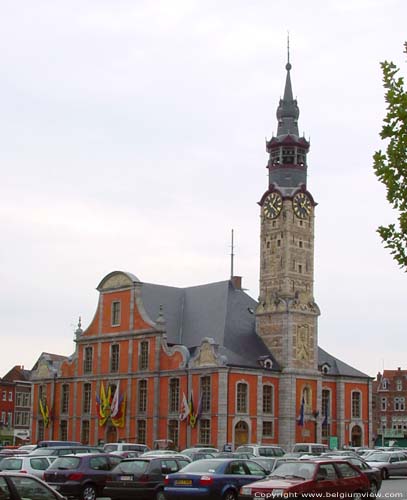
[369,481,378,498]
[381,468,389,480]
[223,490,237,500]
[155,490,166,500]
[82,484,97,500]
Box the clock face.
[263,192,283,219]
[293,192,312,219]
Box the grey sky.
[1,0,406,378]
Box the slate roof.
[141,279,280,370]
[318,346,370,378]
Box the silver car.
[0,455,54,478]
[366,451,407,479]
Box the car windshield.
[49,457,81,470]
[179,460,222,473]
[367,453,391,462]
[115,460,149,474]
[270,462,316,480]
[2,459,23,470]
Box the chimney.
[231,276,242,290]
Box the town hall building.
[30,55,372,451]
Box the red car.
[238,459,370,499]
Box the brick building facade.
[30,54,372,451]
[373,369,407,446]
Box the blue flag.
[298,396,305,426]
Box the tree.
[373,42,407,271]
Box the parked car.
[37,440,82,448]
[0,471,66,500]
[30,446,102,457]
[43,453,122,500]
[235,444,285,457]
[104,456,187,500]
[238,459,370,499]
[164,458,268,500]
[366,451,407,479]
[0,455,54,478]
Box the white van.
[103,442,149,455]
[235,444,285,457]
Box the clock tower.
[256,53,320,372]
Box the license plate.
[119,475,133,481]
[175,479,192,485]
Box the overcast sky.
[1,0,406,378]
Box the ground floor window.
[137,419,146,444]
[60,420,68,441]
[262,420,273,438]
[168,419,179,448]
[199,419,211,444]
[81,420,90,444]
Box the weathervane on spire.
[286,31,291,71]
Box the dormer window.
[321,363,330,374]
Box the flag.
[39,397,50,427]
[96,382,110,426]
[111,393,126,428]
[297,396,305,426]
[111,381,120,418]
[189,390,197,428]
[179,392,190,421]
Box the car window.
[293,445,308,453]
[0,477,11,500]
[104,444,118,453]
[227,461,246,475]
[2,458,22,470]
[30,458,51,470]
[118,460,149,474]
[245,461,266,476]
[318,464,338,480]
[90,456,110,471]
[180,460,221,473]
[390,455,399,463]
[177,459,190,469]
[336,463,359,478]
[161,459,179,473]
[108,456,123,468]
[8,476,59,500]
[49,456,81,470]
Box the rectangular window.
[201,376,211,413]
[352,392,361,419]
[139,341,149,370]
[112,301,121,326]
[83,383,91,414]
[7,412,12,428]
[1,412,5,423]
[61,384,70,414]
[262,421,273,437]
[15,411,30,426]
[84,346,93,374]
[110,344,120,372]
[16,392,23,406]
[137,419,146,444]
[168,419,179,449]
[381,397,387,411]
[82,420,90,445]
[236,383,248,413]
[60,420,68,441]
[199,419,211,445]
[8,392,13,402]
[169,379,180,414]
[138,380,147,413]
[263,385,274,414]
[2,391,6,401]
[22,392,31,407]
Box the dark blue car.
[164,458,267,500]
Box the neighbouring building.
[30,54,372,450]
[0,366,32,446]
[373,368,407,447]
